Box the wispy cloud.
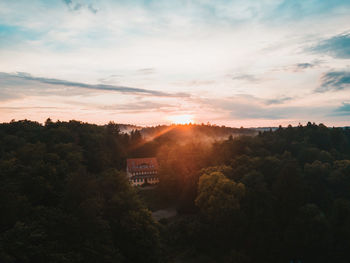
[0,72,190,99]
[0,106,62,110]
[88,4,98,14]
[199,96,314,120]
[62,0,82,11]
[310,32,350,59]
[137,68,156,75]
[62,0,98,14]
[230,74,260,82]
[265,96,293,105]
[276,60,323,73]
[101,100,176,113]
[296,63,314,69]
[316,71,350,93]
[199,95,332,121]
[333,102,350,116]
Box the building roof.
[127,157,158,173]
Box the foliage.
[195,171,245,220]
[159,123,350,262]
[1,120,350,262]
[0,120,160,263]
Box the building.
[126,157,159,186]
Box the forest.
[1,119,350,263]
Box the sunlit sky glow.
[0,0,350,127]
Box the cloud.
[230,74,260,82]
[194,93,340,122]
[62,0,97,13]
[88,4,98,14]
[333,102,350,116]
[101,100,176,113]
[278,60,323,73]
[310,32,350,59]
[98,74,123,84]
[0,106,62,110]
[97,69,155,84]
[137,68,155,75]
[316,71,350,92]
[62,0,72,5]
[264,0,350,25]
[0,72,190,100]
[296,63,314,69]
[265,96,293,105]
[182,80,216,87]
[62,0,81,11]
[197,95,301,120]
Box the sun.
[167,114,194,124]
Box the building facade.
[126,157,159,186]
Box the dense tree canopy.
[0,120,160,263]
[1,120,350,262]
[159,123,350,262]
[195,171,245,219]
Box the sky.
[0,0,349,127]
